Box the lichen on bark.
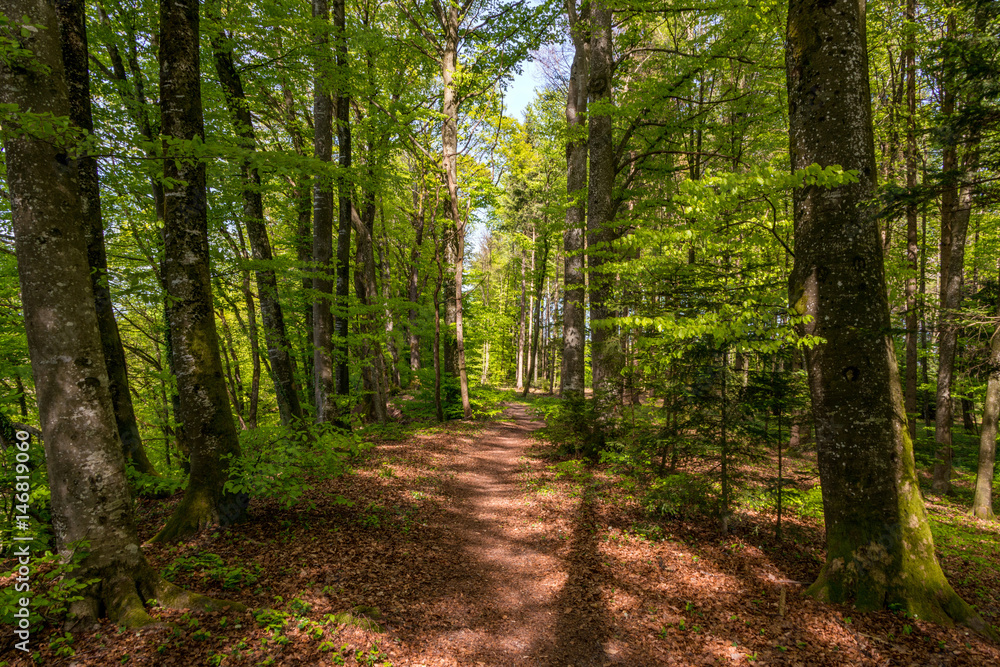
[786,0,995,638]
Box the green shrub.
[162,552,262,590]
[0,543,98,632]
[643,473,715,519]
[224,422,363,508]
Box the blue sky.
[502,60,540,122]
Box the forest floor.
[5,401,1000,667]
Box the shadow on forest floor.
[4,402,999,666]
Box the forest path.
[394,402,616,667]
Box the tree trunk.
[294,186,314,410]
[786,0,990,633]
[312,0,338,423]
[903,0,918,442]
[353,199,388,423]
[333,0,351,400]
[55,0,158,477]
[587,0,621,414]
[408,204,425,376]
[933,131,978,495]
[209,24,304,426]
[432,228,445,422]
[523,235,549,397]
[971,286,999,520]
[0,0,243,625]
[153,0,248,541]
[440,19,471,417]
[516,255,526,390]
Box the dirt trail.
[397,402,618,667]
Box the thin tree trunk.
[333,0,351,400]
[432,227,445,422]
[971,265,999,520]
[216,308,247,430]
[209,23,304,426]
[408,174,427,377]
[516,253,526,390]
[353,198,388,423]
[933,127,979,494]
[523,235,549,397]
[903,0,918,441]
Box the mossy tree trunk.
[587,0,623,430]
[153,0,247,542]
[0,0,243,625]
[786,0,993,635]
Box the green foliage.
[643,473,717,519]
[223,422,364,508]
[404,372,513,421]
[739,485,825,521]
[252,608,289,631]
[161,552,262,590]
[0,544,98,632]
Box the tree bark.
[587,0,621,414]
[786,0,991,633]
[932,131,978,495]
[312,0,338,423]
[153,0,248,541]
[0,0,243,624]
[333,0,351,400]
[353,199,388,423]
[523,235,549,397]
[55,0,158,477]
[903,0,918,442]
[971,262,999,520]
[439,16,471,417]
[209,20,304,426]
[408,172,427,376]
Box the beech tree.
[786,0,991,631]
[207,2,305,427]
[559,0,588,401]
[0,0,242,625]
[153,0,247,541]
[54,0,158,478]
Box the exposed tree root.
[68,563,246,631]
[150,486,248,543]
[807,551,998,641]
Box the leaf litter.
[4,403,999,666]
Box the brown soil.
[4,403,999,666]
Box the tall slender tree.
[207,9,305,426]
[333,0,352,400]
[587,0,622,413]
[153,0,247,541]
[560,0,588,401]
[312,0,338,423]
